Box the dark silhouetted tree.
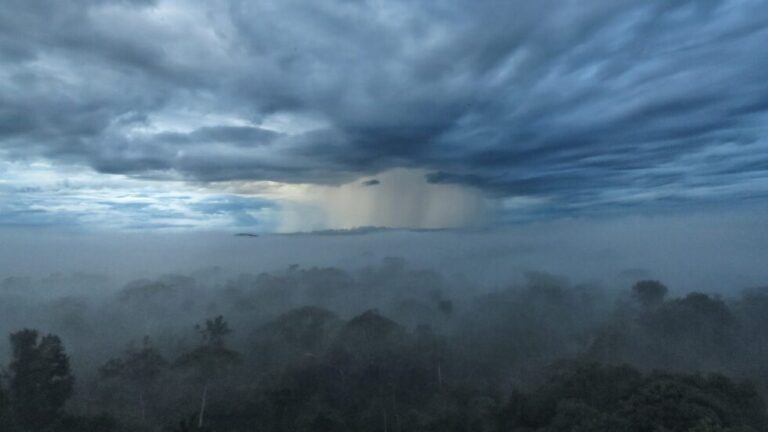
[8,329,74,431]
[0,379,13,430]
[251,306,342,371]
[170,414,213,432]
[632,280,668,309]
[56,413,117,432]
[415,324,447,389]
[100,336,167,422]
[176,316,240,428]
[195,315,231,348]
[497,362,768,432]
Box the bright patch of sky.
[0,158,279,231]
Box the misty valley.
[1,259,768,432]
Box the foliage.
[176,316,241,380]
[632,280,668,309]
[100,336,168,385]
[498,362,768,432]
[195,316,232,349]
[8,329,74,431]
[0,381,13,430]
[3,264,768,432]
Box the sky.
[1,0,768,232]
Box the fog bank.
[1,209,767,294]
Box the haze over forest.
[2,0,768,431]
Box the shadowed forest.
[2,258,768,431]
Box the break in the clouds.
[1,0,768,230]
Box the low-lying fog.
[2,209,766,294]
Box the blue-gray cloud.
[1,0,768,221]
[0,159,279,230]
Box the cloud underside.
[2,0,768,229]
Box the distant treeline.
[2,259,768,431]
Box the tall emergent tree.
[8,329,74,431]
[176,316,240,428]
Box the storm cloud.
[1,0,768,228]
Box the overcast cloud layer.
[1,0,768,230]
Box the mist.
[2,209,768,430]
[2,208,767,293]
[3,0,768,429]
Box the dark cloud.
[362,179,380,187]
[1,0,767,218]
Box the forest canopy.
[2,260,768,431]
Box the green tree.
[8,329,74,431]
